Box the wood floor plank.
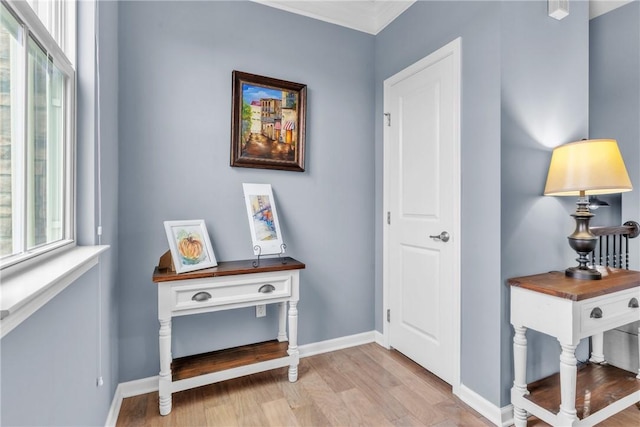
[340,387,395,426]
[341,362,410,421]
[199,379,232,409]
[226,375,268,426]
[333,345,413,421]
[247,369,285,404]
[142,392,175,427]
[292,402,332,426]
[271,364,314,410]
[116,343,640,427]
[431,398,494,426]
[341,346,403,389]
[360,343,453,404]
[262,397,299,426]
[305,352,356,393]
[392,413,425,427]
[171,387,207,426]
[298,369,360,426]
[204,403,239,426]
[389,384,448,425]
[115,393,148,427]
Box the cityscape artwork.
[242,183,285,256]
[231,71,307,172]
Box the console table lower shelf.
[170,340,291,391]
[513,363,640,425]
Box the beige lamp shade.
[544,139,633,196]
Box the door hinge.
[384,113,391,127]
[387,309,391,322]
[387,211,391,225]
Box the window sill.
[0,245,109,338]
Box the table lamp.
[544,139,632,280]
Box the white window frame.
[1,0,76,273]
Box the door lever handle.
[429,231,450,242]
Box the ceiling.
[254,0,635,35]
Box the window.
[0,0,75,269]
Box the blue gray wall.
[0,1,119,425]
[117,1,375,381]
[500,0,590,405]
[374,0,503,406]
[590,0,640,268]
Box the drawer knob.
[590,307,603,319]
[192,291,212,302]
[629,298,639,308]
[259,284,275,294]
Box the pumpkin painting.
[176,231,205,265]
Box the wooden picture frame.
[163,220,217,273]
[231,71,307,172]
[242,183,285,255]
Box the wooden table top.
[152,257,305,283]
[508,268,640,301]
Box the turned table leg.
[512,325,529,427]
[277,302,288,342]
[158,317,172,416]
[558,341,579,426]
[589,332,605,364]
[287,300,299,382]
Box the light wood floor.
[116,343,640,426]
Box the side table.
[509,268,640,426]
[152,256,305,415]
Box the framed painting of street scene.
[230,71,307,172]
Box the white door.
[384,39,461,386]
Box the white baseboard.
[104,376,159,427]
[298,330,376,357]
[457,384,513,427]
[374,330,385,347]
[501,404,514,427]
[105,331,377,426]
[104,386,121,427]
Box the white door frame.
[382,37,462,396]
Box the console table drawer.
[580,288,640,335]
[171,276,292,312]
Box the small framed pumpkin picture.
[163,220,217,273]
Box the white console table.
[152,256,305,416]
[509,268,640,426]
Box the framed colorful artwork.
[230,71,307,172]
[163,220,217,273]
[242,183,285,255]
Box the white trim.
[457,384,509,427]
[0,245,109,338]
[382,37,462,395]
[252,0,416,35]
[1,0,77,271]
[501,404,515,427]
[104,385,123,427]
[373,330,385,347]
[118,376,160,399]
[104,376,160,427]
[590,0,633,19]
[104,331,377,426]
[298,331,376,358]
